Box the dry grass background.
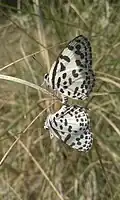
[0,0,120,199]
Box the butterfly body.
[44,105,93,152]
[44,35,95,101]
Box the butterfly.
[44,104,93,152]
[44,35,95,103]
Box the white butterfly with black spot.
[44,104,93,152]
[44,35,95,103]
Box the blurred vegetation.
[0,0,120,200]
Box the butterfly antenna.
[32,55,43,66]
[40,80,45,87]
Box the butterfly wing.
[45,105,93,152]
[48,35,95,100]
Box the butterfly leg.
[44,125,54,139]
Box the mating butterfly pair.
[44,35,95,152]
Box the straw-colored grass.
[0,1,120,199]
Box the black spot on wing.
[68,91,71,96]
[60,125,63,130]
[53,117,57,127]
[64,134,71,143]
[51,60,59,89]
[75,111,78,115]
[60,54,70,62]
[60,88,64,93]
[79,147,83,150]
[64,118,68,126]
[60,62,66,71]
[80,134,84,139]
[62,73,67,79]
[70,142,75,147]
[81,118,84,122]
[68,112,73,117]
[83,80,86,85]
[77,141,82,145]
[79,52,85,59]
[75,39,81,42]
[68,45,74,51]
[74,87,79,95]
[72,69,79,78]
[75,60,81,66]
[76,44,81,49]
[79,68,83,72]
[68,125,72,132]
[73,105,78,109]
[84,131,88,135]
[57,77,61,88]
[85,85,88,89]
[56,113,59,117]
[49,120,62,139]
[61,111,65,115]
[77,92,81,96]
[63,85,68,89]
[80,84,84,89]
[75,50,81,55]
[68,77,72,85]
[63,81,67,85]
[74,130,78,133]
[61,131,65,135]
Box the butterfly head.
[44,73,50,87]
